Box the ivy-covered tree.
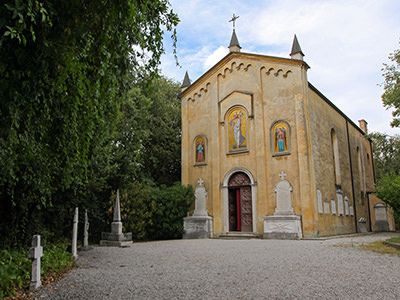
[381,39,400,127]
[0,0,179,247]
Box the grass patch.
[360,241,400,256]
[387,237,400,244]
[0,243,76,299]
[334,240,400,256]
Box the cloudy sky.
[160,0,400,135]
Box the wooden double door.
[228,172,253,232]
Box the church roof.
[290,34,304,56]
[181,71,191,88]
[229,30,241,48]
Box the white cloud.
[203,46,229,70]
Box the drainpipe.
[366,191,373,232]
[346,120,358,232]
[369,139,376,184]
[368,138,376,233]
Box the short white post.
[72,207,78,259]
[28,235,43,290]
[83,209,89,248]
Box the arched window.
[331,129,341,188]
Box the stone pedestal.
[263,215,302,239]
[100,232,133,247]
[375,221,389,232]
[183,216,213,239]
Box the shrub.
[0,248,30,299]
[0,242,74,299]
[121,181,194,241]
[41,243,75,279]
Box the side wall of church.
[308,87,375,236]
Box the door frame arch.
[222,168,257,233]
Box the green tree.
[105,75,188,241]
[367,132,400,179]
[140,77,182,185]
[375,175,400,219]
[381,39,400,127]
[110,87,152,189]
[368,132,400,226]
[110,75,181,189]
[0,0,179,247]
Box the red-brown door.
[228,172,252,232]
[240,185,252,232]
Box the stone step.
[217,232,261,239]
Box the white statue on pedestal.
[264,171,302,239]
[274,171,294,215]
[183,177,213,239]
[193,178,208,216]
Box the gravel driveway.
[31,233,400,300]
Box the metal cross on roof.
[229,13,239,29]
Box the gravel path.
[31,233,400,300]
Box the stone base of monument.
[100,231,133,247]
[263,215,302,239]
[374,220,389,232]
[183,216,213,239]
[358,217,368,233]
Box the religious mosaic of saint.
[273,122,289,153]
[228,108,247,151]
[195,136,206,163]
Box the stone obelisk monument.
[100,190,132,247]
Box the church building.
[180,28,394,239]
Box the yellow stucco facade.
[180,36,392,238]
